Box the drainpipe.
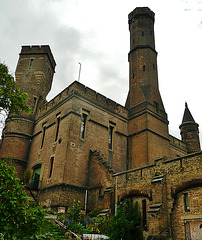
[115,176,118,215]
[84,189,88,213]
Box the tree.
[0,159,45,239]
[0,63,31,115]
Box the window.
[55,115,61,142]
[80,113,88,139]
[184,193,190,212]
[29,58,34,68]
[142,32,144,37]
[143,65,146,72]
[31,166,41,190]
[41,123,46,149]
[108,125,114,150]
[154,101,159,113]
[142,199,147,230]
[33,97,38,111]
[49,157,54,178]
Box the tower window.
[142,32,144,37]
[55,114,61,142]
[184,193,190,212]
[29,59,34,68]
[154,101,159,113]
[109,125,114,150]
[80,113,88,139]
[143,65,146,72]
[33,97,38,111]
[49,156,54,178]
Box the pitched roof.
[181,102,196,124]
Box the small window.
[29,59,34,68]
[109,125,114,150]
[33,97,38,111]
[49,157,54,178]
[41,124,46,149]
[133,73,135,78]
[55,115,61,142]
[142,32,144,37]
[184,193,190,212]
[80,113,88,139]
[154,101,159,113]
[143,65,146,72]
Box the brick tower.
[126,7,171,168]
[180,102,201,153]
[0,45,56,177]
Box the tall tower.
[180,103,201,153]
[126,7,171,169]
[0,45,56,177]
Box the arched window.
[31,166,41,190]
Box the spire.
[181,102,195,124]
[180,102,201,153]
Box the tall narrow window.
[80,113,88,139]
[143,65,146,72]
[55,115,61,142]
[49,157,54,178]
[142,31,144,37]
[29,59,34,68]
[142,199,147,230]
[184,193,190,212]
[33,97,38,112]
[109,125,114,150]
[41,124,46,149]
[154,101,159,113]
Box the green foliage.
[108,199,141,240]
[22,219,69,240]
[67,200,83,223]
[0,63,32,115]
[0,159,45,239]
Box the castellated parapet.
[37,81,128,120]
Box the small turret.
[180,102,201,153]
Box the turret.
[126,7,171,168]
[0,45,56,177]
[180,102,201,153]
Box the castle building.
[0,7,201,240]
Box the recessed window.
[41,123,46,149]
[49,157,54,178]
[80,113,88,139]
[31,166,41,190]
[29,59,34,68]
[154,101,159,113]
[143,65,146,72]
[184,193,190,212]
[55,115,61,142]
[109,125,114,150]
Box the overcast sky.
[0,0,202,143]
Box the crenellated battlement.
[38,81,128,118]
[128,7,154,23]
[20,45,56,70]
